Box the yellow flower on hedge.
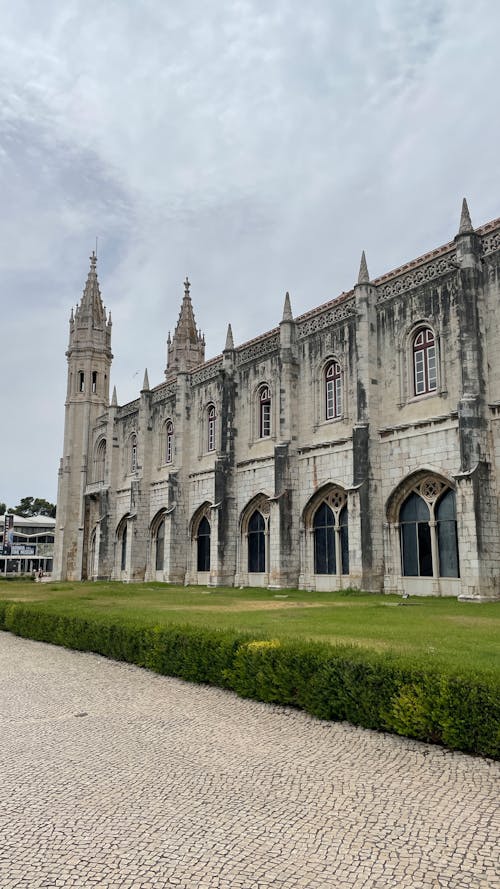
[246,639,281,652]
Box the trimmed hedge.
[0,601,498,759]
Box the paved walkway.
[0,633,498,889]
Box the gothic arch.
[190,502,213,575]
[385,468,455,523]
[302,483,349,577]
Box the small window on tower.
[92,372,97,394]
[78,371,85,393]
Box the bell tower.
[53,252,113,580]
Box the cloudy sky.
[0,0,499,509]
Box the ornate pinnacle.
[184,276,190,297]
[281,292,293,322]
[459,198,473,234]
[225,323,234,351]
[358,250,370,285]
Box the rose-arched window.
[325,361,342,419]
[207,404,216,452]
[165,420,174,464]
[413,328,437,395]
[258,385,271,438]
[399,480,459,577]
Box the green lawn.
[1,580,498,677]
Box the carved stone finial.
[281,291,293,322]
[142,368,150,391]
[111,386,118,407]
[224,323,234,351]
[90,250,97,271]
[358,250,370,284]
[459,198,473,234]
[184,276,190,297]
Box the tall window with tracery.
[248,510,266,573]
[197,516,211,571]
[130,434,137,472]
[325,361,342,419]
[413,328,437,395]
[165,420,174,464]
[312,489,349,575]
[259,385,271,438]
[207,404,216,452]
[399,480,459,578]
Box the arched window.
[94,439,106,483]
[92,371,97,394]
[207,404,216,452]
[248,510,266,573]
[325,361,342,419]
[120,524,127,571]
[155,519,165,571]
[130,434,137,472]
[165,420,174,464]
[78,371,85,393]
[413,328,436,395]
[259,385,271,438]
[399,483,459,577]
[197,516,211,571]
[313,497,349,575]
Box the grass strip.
[0,598,498,759]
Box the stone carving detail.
[297,301,354,338]
[151,382,177,404]
[376,252,456,304]
[191,360,223,385]
[481,229,500,256]
[117,399,140,419]
[236,334,280,366]
[419,478,444,502]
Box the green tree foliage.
[0,503,6,516]
[11,497,56,518]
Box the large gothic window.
[413,328,437,396]
[130,434,138,473]
[312,491,349,575]
[120,524,127,571]
[155,519,165,571]
[207,404,216,452]
[248,510,266,573]
[258,385,271,438]
[165,420,174,464]
[197,516,211,571]
[325,360,342,419]
[399,481,459,578]
[93,439,106,483]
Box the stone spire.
[224,323,234,351]
[357,251,370,285]
[165,277,205,380]
[282,291,293,322]
[458,198,473,234]
[76,251,105,326]
[111,386,118,406]
[142,368,150,391]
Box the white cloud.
[0,0,499,506]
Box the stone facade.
[54,201,500,599]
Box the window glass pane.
[418,522,433,576]
[197,517,211,572]
[436,489,456,521]
[340,506,349,574]
[313,502,334,528]
[427,346,437,389]
[155,521,165,570]
[414,350,425,393]
[248,511,265,533]
[437,520,459,577]
[400,492,429,523]
[401,523,418,576]
[121,526,127,571]
[314,525,336,574]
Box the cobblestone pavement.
[0,633,498,889]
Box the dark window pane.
[197,517,211,571]
[340,525,349,574]
[401,523,418,576]
[248,511,265,572]
[400,492,429,523]
[155,520,165,571]
[436,489,456,522]
[121,526,127,571]
[418,522,433,576]
[438,520,459,577]
[313,502,334,529]
[314,525,336,574]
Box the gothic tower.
[165,277,205,380]
[53,252,113,580]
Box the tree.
[12,497,56,518]
[0,502,6,515]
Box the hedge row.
[0,601,498,759]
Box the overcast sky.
[1,0,499,509]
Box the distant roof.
[0,514,56,527]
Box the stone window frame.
[115,514,130,577]
[302,484,349,578]
[207,403,217,453]
[92,436,107,484]
[314,354,346,428]
[251,381,275,442]
[190,502,212,577]
[150,509,168,574]
[386,472,459,580]
[161,418,174,465]
[239,494,271,577]
[128,432,138,475]
[400,320,445,405]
